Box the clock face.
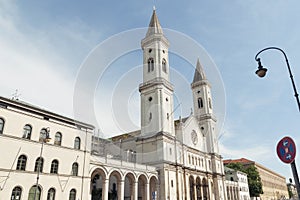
[191,130,198,145]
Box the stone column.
[145,183,150,200]
[134,181,138,200]
[103,179,109,200]
[118,180,125,200]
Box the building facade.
[224,158,288,200]
[0,9,228,200]
[224,167,250,200]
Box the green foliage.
[226,164,263,197]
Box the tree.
[225,163,263,198]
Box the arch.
[162,58,167,73]
[23,124,32,139]
[16,154,27,171]
[108,170,122,200]
[54,132,62,146]
[47,187,56,200]
[149,175,158,200]
[202,178,209,200]
[0,117,5,134]
[189,176,195,200]
[74,137,81,149]
[50,159,59,174]
[11,186,22,200]
[28,185,41,200]
[147,57,154,72]
[34,157,44,172]
[91,168,108,200]
[124,172,136,200]
[138,174,148,200]
[196,177,202,200]
[198,97,203,108]
[69,188,76,200]
[39,128,48,142]
[72,162,79,176]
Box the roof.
[192,58,207,83]
[0,96,94,130]
[146,9,163,37]
[223,158,254,165]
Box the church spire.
[192,58,206,83]
[146,8,163,37]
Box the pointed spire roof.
[146,8,163,37]
[192,58,206,83]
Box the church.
[90,9,227,200]
[0,9,227,200]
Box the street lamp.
[34,127,51,200]
[254,47,300,199]
[254,46,300,111]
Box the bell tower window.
[198,98,203,108]
[148,58,154,72]
[162,58,167,73]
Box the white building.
[225,167,250,200]
[0,9,228,200]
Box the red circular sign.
[276,136,296,164]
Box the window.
[39,128,47,142]
[197,98,203,108]
[72,162,79,176]
[74,137,81,150]
[34,157,44,173]
[0,118,4,134]
[47,188,56,200]
[69,189,76,200]
[23,124,32,139]
[16,155,27,171]
[162,58,167,73]
[28,185,41,200]
[147,58,154,72]
[208,98,212,109]
[50,160,59,174]
[171,180,174,187]
[11,186,22,200]
[54,132,62,145]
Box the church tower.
[139,9,175,136]
[191,59,219,153]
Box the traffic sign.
[277,136,296,164]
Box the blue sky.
[1,0,300,181]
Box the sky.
[1,0,300,181]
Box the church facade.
[0,9,227,200]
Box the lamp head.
[255,58,268,78]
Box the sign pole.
[291,161,300,199]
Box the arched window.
[71,162,79,176]
[28,185,41,200]
[47,188,56,200]
[69,189,76,200]
[74,137,81,150]
[39,128,47,142]
[23,124,32,139]
[54,132,62,145]
[16,155,27,171]
[162,58,167,73]
[0,118,4,134]
[50,160,59,174]
[198,98,203,108]
[208,98,212,109]
[147,58,154,72]
[11,186,22,200]
[34,157,44,173]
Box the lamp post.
[254,47,300,111]
[34,127,51,200]
[254,47,300,199]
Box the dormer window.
[148,58,154,72]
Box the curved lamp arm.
[254,47,300,112]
